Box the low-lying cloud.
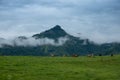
[0,37,69,47]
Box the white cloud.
[0,0,120,43]
[0,37,69,47]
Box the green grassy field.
[0,55,120,80]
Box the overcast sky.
[0,0,120,43]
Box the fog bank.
[0,37,69,47]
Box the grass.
[0,55,120,80]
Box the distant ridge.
[0,25,120,56]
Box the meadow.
[0,55,120,80]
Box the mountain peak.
[32,25,68,39]
[53,25,62,30]
[50,25,65,32]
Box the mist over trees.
[0,25,120,56]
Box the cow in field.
[99,54,102,56]
[111,54,114,57]
[87,54,94,57]
[72,54,79,57]
[50,54,55,57]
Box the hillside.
[0,25,120,56]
